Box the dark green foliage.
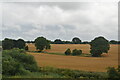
[72,49,82,56]
[2,38,14,50]
[45,40,51,49]
[12,40,18,48]
[17,39,25,49]
[72,37,81,44]
[40,67,107,79]
[54,39,63,44]
[65,48,71,55]
[90,36,110,57]
[64,49,82,56]
[2,38,25,50]
[2,49,39,76]
[117,65,120,72]
[63,41,72,44]
[110,40,118,44]
[25,45,28,51]
[35,37,51,52]
[107,66,120,79]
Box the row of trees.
[26,37,87,44]
[53,38,83,44]
[2,38,26,50]
[26,37,120,44]
[1,36,111,57]
[109,40,120,44]
[1,37,51,52]
[34,36,110,57]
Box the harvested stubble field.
[28,44,118,72]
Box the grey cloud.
[5,2,90,10]
[2,2,118,41]
[44,25,61,31]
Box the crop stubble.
[28,44,118,72]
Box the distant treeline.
[2,38,28,50]
[1,37,120,48]
[26,37,90,44]
[25,37,120,44]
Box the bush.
[107,67,120,79]
[40,66,107,79]
[64,48,71,55]
[72,49,82,56]
[2,48,39,76]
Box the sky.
[1,1,118,41]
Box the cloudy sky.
[2,2,118,41]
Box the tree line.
[2,38,27,50]
[2,36,110,57]
[26,37,89,44]
[25,37,120,44]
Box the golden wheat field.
[28,44,118,72]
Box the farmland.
[28,44,118,72]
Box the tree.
[65,48,71,55]
[110,40,118,44]
[2,38,14,50]
[72,37,81,44]
[45,40,51,49]
[34,37,51,52]
[54,39,63,44]
[72,49,82,56]
[81,41,89,44]
[13,39,18,48]
[90,36,110,57]
[17,39,25,49]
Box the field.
[28,44,118,72]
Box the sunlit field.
[28,44,118,72]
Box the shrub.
[107,67,120,79]
[2,48,39,76]
[72,49,82,56]
[40,66,107,79]
[64,48,71,55]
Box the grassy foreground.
[3,66,108,78]
[3,48,120,79]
